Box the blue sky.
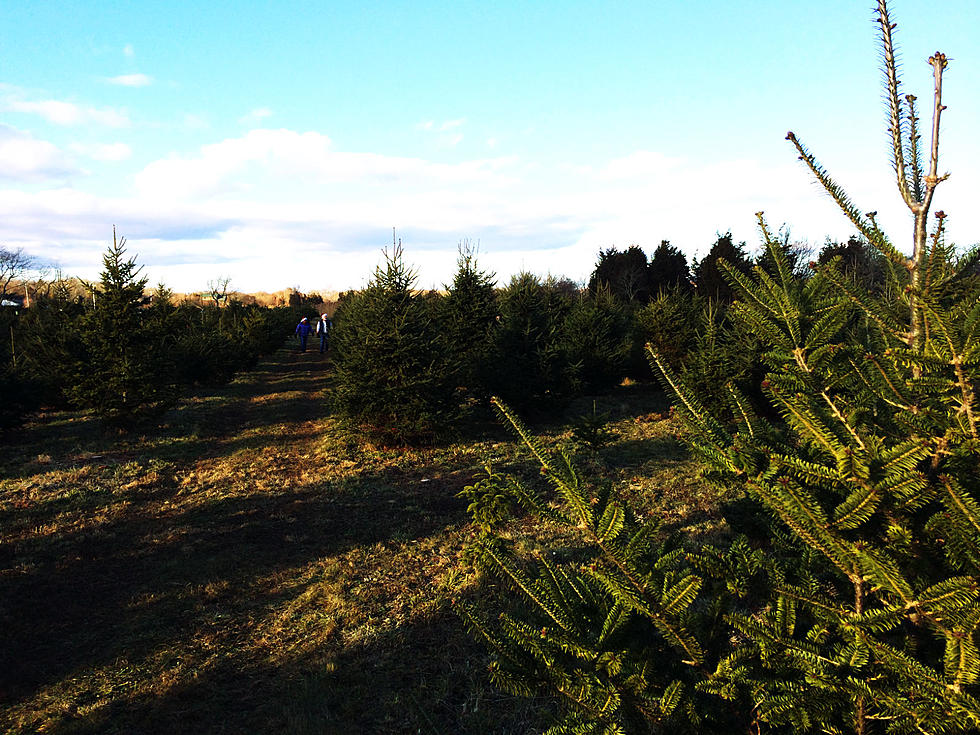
[2,1,978,292]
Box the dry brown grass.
[0,347,715,734]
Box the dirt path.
[0,343,537,734]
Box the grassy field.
[0,345,720,734]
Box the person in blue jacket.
[316,313,332,354]
[295,316,313,352]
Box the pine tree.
[648,241,691,295]
[692,233,752,303]
[70,229,176,427]
[331,241,457,444]
[459,398,735,734]
[488,272,579,412]
[441,242,498,400]
[649,2,980,730]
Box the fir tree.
[462,3,980,733]
[70,229,176,427]
[589,246,651,303]
[561,284,633,393]
[332,240,457,444]
[488,272,579,412]
[648,240,691,295]
[649,2,980,730]
[441,242,498,399]
[692,233,752,303]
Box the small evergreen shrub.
[69,231,177,428]
[331,243,457,444]
[561,285,632,393]
[488,272,580,413]
[441,245,498,400]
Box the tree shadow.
[0,462,471,708]
[30,608,548,735]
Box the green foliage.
[634,290,700,372]
[561,286,633,393]
[458,398,738,734]
[647,241,691,295]
[569,401,615,454]
[332,243,457,444]
[650,208,980,732]
[692,232,752,303]
[465,4,980,732]
[69,231,178,428]
[3,242,290,431]
[817,236,888,294]
[488,272,581,413]
[677,301,764,417]
[441,244,498,400]
[589,246,651,303]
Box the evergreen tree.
[462,3,980,733]
[650,1,980,729]
[817,235,888,293]
[754,228,811,279]
[635,290,700,371]
[692,233,752,303]
[589,246,651,303]
[70,230,176,427]
[332,242,457,444]
[441,243,498,399]
[561,285,633,393]
[488,272,579,412]
[648,240,691,295]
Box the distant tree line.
[1,233,306,431]
[328,230,891,445]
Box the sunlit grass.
[0,347,718,734]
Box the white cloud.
[123,44,135,58]
[240,107,273,124]
[0,125,77,181]
[133,128,519,203]
[107,73,153,87]
[3,125,978,294]
[69,142,132,161]
[418,118,466,146]
[4,97,129,127]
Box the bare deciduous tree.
[0,246,37,301]
[206,276,232,307]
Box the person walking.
[316,313,332,354]
[295,316,313,352]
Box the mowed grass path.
[0,344,713,734]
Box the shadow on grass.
[31,608,548,735]
[0,465,468,707]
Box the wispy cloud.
[0,125,78,181]
[69,141,132,161]
[123,43,135,58]
[106,73,153,87]
[4,97,129,127]
[2,125,975,294]
[418,118,466,146]
[239,107,273,125]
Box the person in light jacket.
[316,313,332,354]
[295,317,313,352]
